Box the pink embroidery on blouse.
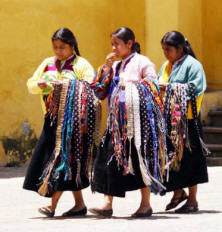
[112,53,157,83]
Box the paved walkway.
[0,167,221,232]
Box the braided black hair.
[111,27,141,54]
[161,31,196,59]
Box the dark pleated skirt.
[23,116,89,197]
[91,132,146,198]
[164,119,208,192]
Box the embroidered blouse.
[158,55,207,119]
[27,55,95,113]
[91,52,157,100]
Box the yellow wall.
[110,0,146,51]
[145,0,222,127]
[178,0,202,61]
[0,0,222,164]
[145,0,179,71]
[145,0,202,71]
[202,0,222,89]
[0,0,145,139]
[145,0,222,90]
[0,0,146,166]
[0,0,108,138]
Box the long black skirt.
[91,132,146,198]
[23,116,89,197]
[164,119,208,192]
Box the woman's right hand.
[105,52,116,68]
[51,80,63,87]
[37,81,48,89]
[158,82,167,90]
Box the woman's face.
[52,39,74,61]
[161,43,184,64]
[111,36,133,59]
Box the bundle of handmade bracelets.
[38,79,101,196]
[104,77,168,193]
[163,82,210,172]
[38,77,209,196]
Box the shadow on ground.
[156,210,222,215]
[0,166,27,178]
[31,214,180,220]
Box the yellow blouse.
[27,56,95,114]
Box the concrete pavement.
[0,167,221,232]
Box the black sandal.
[131,208,153,218]
[62,207,87,217]
[88,208,113,217]
[165,190,188,211]
[175,202,199,214]
[38,207,55,217]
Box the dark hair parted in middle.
[52,27,80,56]
[111,27,141,54]
[161,31,196,58]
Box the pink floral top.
[112,52,157,83]
[91,52,157,100]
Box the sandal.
[165,190,188,211]
[38,207,55,217]
[88,208,113,217]
[62,207,87,217]
[175,202,199,214]
[131,207,153,218]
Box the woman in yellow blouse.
[23,28,94,217]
